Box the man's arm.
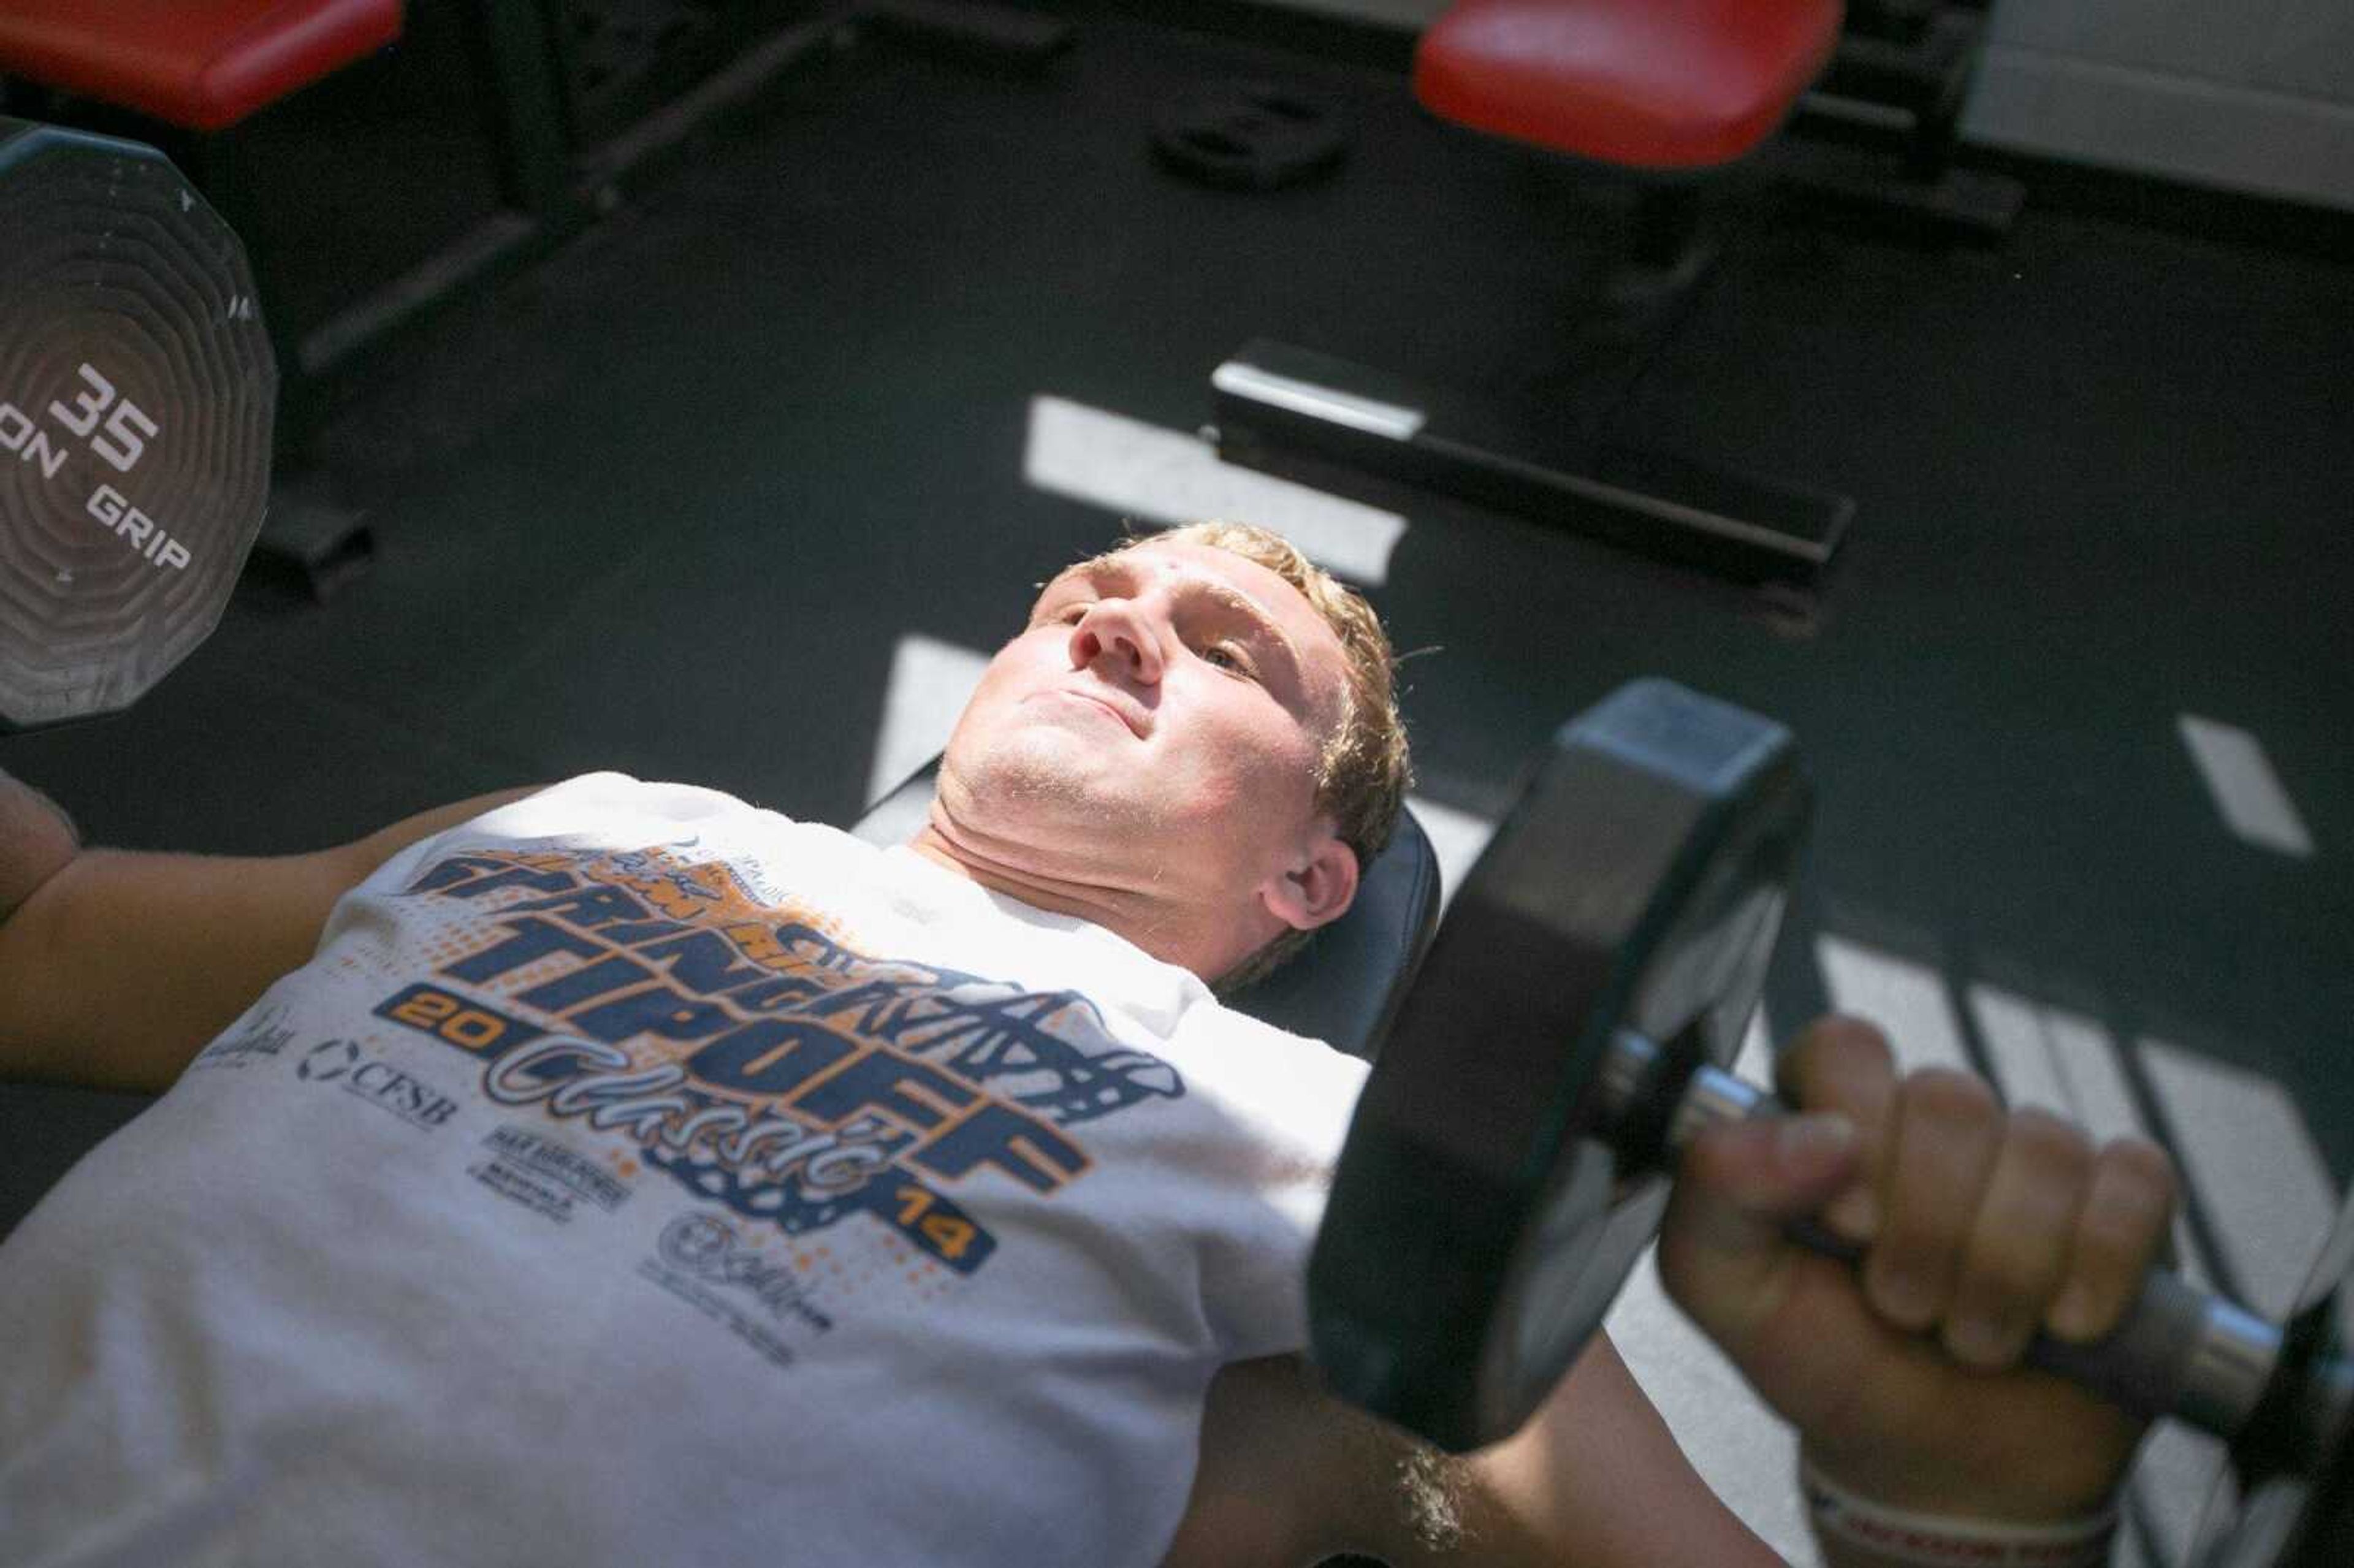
[1170,1015,2175,1567]
[1166,1334,1782,1567]
[0,776,543,1093]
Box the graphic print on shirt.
[373,845,1184,1277]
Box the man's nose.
[1069,598,1165,683]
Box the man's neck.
[903,810,1259,984]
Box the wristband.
[1801,1460,2119,1568]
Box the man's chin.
[942,731,1151,836]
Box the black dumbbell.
[1310,678,2354,1566]
[0,117,276,733]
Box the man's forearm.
[1168,1339,1785,1567]
[1457,1333,1787,1566]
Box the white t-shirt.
[0,774,1371,1567]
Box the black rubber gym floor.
[9,3,2351,1321]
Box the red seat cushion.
[0,0,403,131]
[1415,0,1843,170]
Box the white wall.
[1251,0,2354,211]
[1968,0,2354,211]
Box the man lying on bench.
[0,522,2171,1566]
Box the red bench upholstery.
[1415,0,1843,170]
[0,0,403,131]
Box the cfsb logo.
[298,1040,460,1131]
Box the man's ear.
[1262,831,1358,934]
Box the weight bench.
[1213,0,1857,588]
[0,768,1441,1239]
[0,0,402,134]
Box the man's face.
[935,539,1357,953]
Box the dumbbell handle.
[1623,1038,2291,1443]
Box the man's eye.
[1203,644,1255,679]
